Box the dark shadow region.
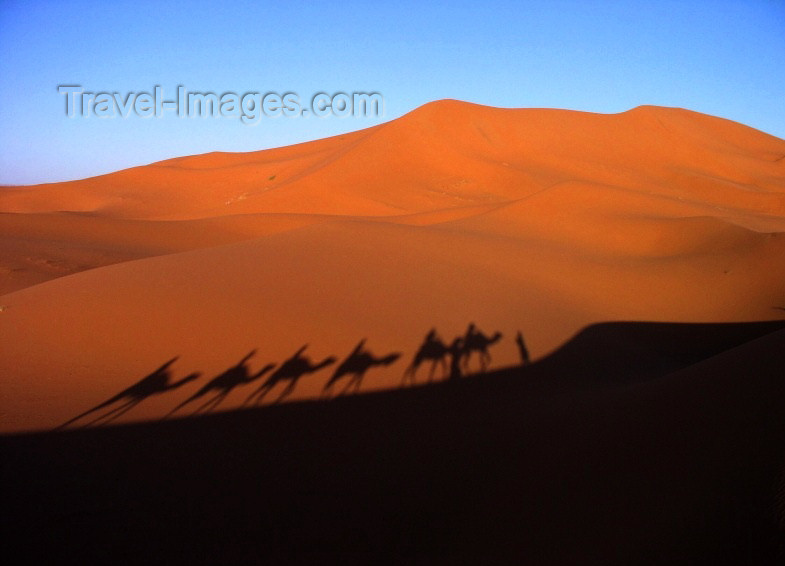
[11,319,783,565]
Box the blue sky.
[1,0,783,185]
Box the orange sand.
[1,100,784,432]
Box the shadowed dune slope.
[2,322,783,564]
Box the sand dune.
[2,101,783,221]
[0,211,333,295]
[1,100,784,433]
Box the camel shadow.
[245,345,336,406]
[402,329,449,385]
[322,339,401,398]
[57,326,507,429]
[58,357,201,429]
[462,323,502,374]
[403,324,503,385]
[167,350,274,417]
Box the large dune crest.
[1,100,784,433]
[2,100,783,220]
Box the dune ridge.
[2,101,783,220]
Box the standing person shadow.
[516,331,531,366]
[167,350,274,417]
[58,357,201,429]
[402,329,450,385]
[322,339,401,398]
[245,345,336,406]
[462,323,502,373]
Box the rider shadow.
[58,357,201,429]
[245,345,336,406]
[322,339,401,398]
[167,350,274,417]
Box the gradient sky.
[1,0,783,185]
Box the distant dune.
[1,100,784,433]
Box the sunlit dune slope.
[2,100,783,220]
[0,211,332,295]
[1,100,784,432]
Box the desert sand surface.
[2,100,785,562]
[3,321,784,564]
[1,100,784,434]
